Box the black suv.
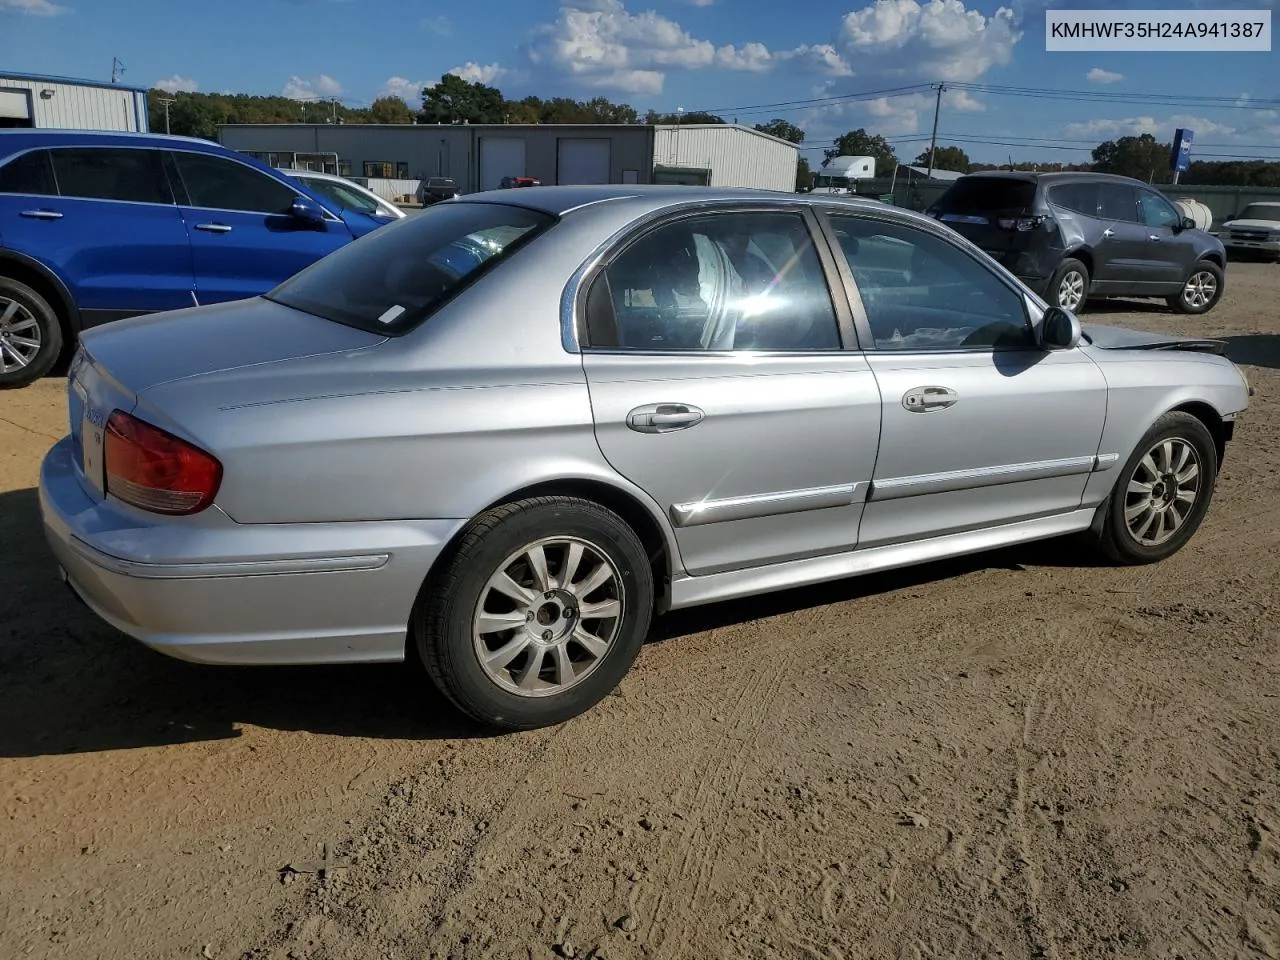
[926,171,1227,315]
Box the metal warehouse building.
[217,122,798,195]
[0,72,150,132]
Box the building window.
[364,161,394,178]
[338,160,352,177]
[622,169,639,184]
[396,162,409,179]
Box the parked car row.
[0,130,402,388]
[35,182,1251,730]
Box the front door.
[167,150,353,304]
[1136,186,1197,290]
[580,207,883,577]
[821,209,1109,548]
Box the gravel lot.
[2,263,1278,960]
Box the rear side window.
[1048,182,1099,216]
[172,152,300,214]
[50,147,172,204]
[0,149,55,195]
[934,177,1037,214]
[265,201,555,333]
[1097,183,1138,222]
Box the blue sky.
[3,0,1278,165]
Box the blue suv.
[0,130,398,388]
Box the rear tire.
[1098,412,1218,565]
[1047,258,1089,314]
[0,277,63,389]
[1167,260,1224,315]
[414,496,654,731]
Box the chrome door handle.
[20,209,63,220]
[903,386,958,413]
[194,223,233,233]
[626,403,705,434]
[1102,228,1115,238]
[1149,234,1160,241]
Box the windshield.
[298,176,384,216]
[266,201,556,334]
[1234,204,1280,223]
[933,177,1037,214]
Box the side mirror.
[290,196,326,225]
[1180,215,1196,231]
[1040,305,1082,351]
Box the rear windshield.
[266,201,556,333]
[934,177,1037,214]
[1235,204,1280,223]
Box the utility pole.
[926,82,944,179]
[111,57,125,84]
[330,97,339,124]
[158,96,175,134]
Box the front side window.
[49,147,172,204]
[172,152,300,214]
[1137,189,1181,229]
[301,177,379,216]
[0,149,55,195]
[590,211,841,352]
[829,214,1034,351]
[266,201,554,333]
[1097,182,1139,222]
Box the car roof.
[955,170,1151,187]
[0,128,240,155]
[455,183,899,217]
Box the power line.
[949,81,1280,111]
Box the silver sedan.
[39,186,1252,730]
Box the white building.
[651,124,799,193]
[0,72,150,133]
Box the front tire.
[1048,258,1090,314]
[0,277,64,389]
[1098,412,1219,565]
[1167,260,1224,315]
[414,496,654,731]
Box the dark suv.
[926,171,1227,316]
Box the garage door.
[479,138,526,192]
[0,88,33,122]
[557,138,611,185]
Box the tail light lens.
[997,215,1047,232]
[104,411,222,515]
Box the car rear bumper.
[39,436,467,665]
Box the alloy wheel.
[1057,270,1085,311]
[1182,270,1218,309]
[0,297,42,373]
[472,536,624,697]
[1123,438,1202,546]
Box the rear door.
[1091,181,1149,289]
[579,206,883,577]
[168,150,354,304]
[0,145,195,325]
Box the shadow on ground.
[1221,334,1280,370]
[0,485,1102,758]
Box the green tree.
[824,128,897,170]
[754,118,805,144]
[645,109,725,125]
[796,157,813,192]
[418,73,505,124]
[913,145,970,173]
[368,96,415,124]
[1091,133,1171,183]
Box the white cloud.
[840,0,1020,82]
[0,0,66,14]
[778,44,855,77]
[154,74,198,93]
[448,62,508,85]
[381,76,429,103]
[281,74,343,100]
[1061,114,1237,140]
[1086,67,1124,84]
[684,0,715,5]
[715,42,774,72]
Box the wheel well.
[1065,247,1094,278]
[1171,401,1230,466]
[1199,251,1224,268]
[0,256,75,332]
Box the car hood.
[1082,323,1227,356]
[1222,218,1280,231]
[78,297,389,394]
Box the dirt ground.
[2,264,1278,960]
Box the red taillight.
[104,411,222,515]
